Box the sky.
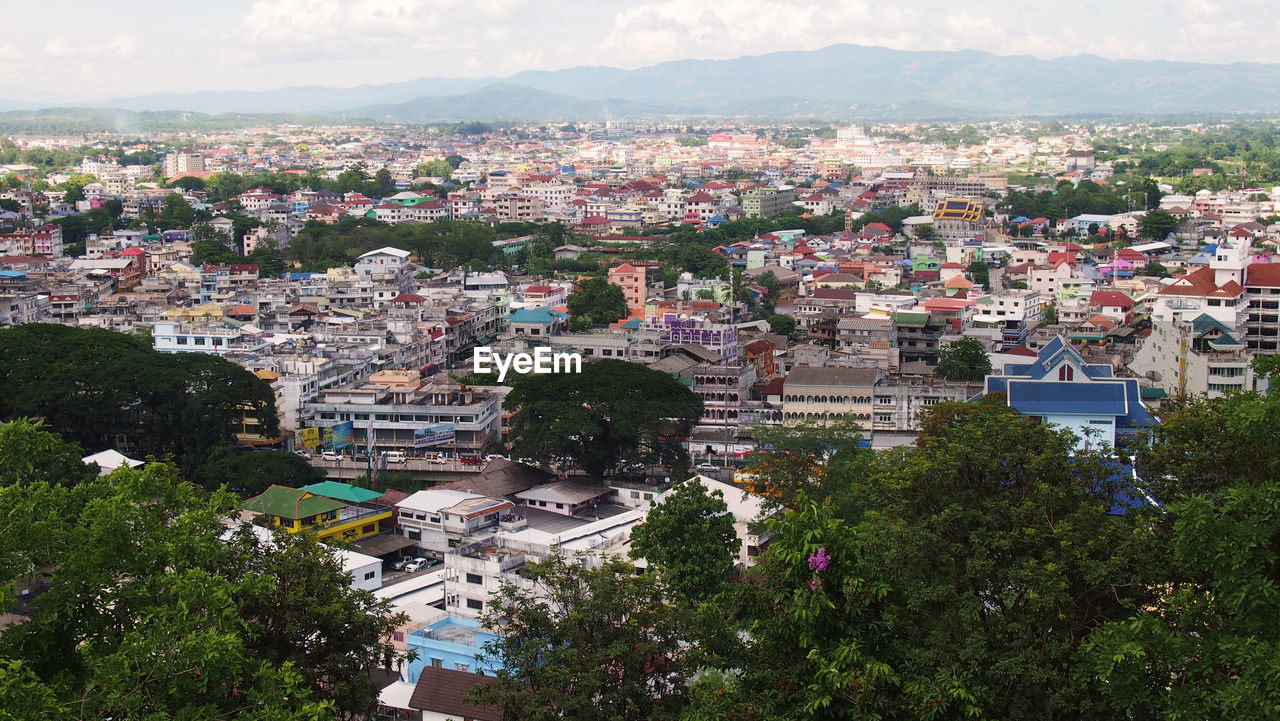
[1,0,1277,101]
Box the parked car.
[459,455,484,465]
[392,557,415,571]
[353,452,368,463]
[425,455,448,465]
[695,463,719,473]
[385,451,407,463]
[402,558,428,573]
[321,451,342,461]
[419,558,442,570]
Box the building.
[781,365,882,430]
[931,198,985,240]
[1130,313,1254,399]
[394,489,515,553]
[607,263,647,309]
[741,187,796,219]
[240,483,393,542]
[163,151,205,178]
[985,336,1155,449]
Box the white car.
[695,463,720,473]
[293,449,312,459]
[321,451,343,461]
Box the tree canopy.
[566,276,628,330]
[629,477,739,603]
[934,335,992,381]
[0,449,407,719]
[505,359,703,479]
[0,324,277,472]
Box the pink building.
[607,262,646,309]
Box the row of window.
[783,395,873,404]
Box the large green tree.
[933,335,992,381]
[0,324,277,471]
[506,359,702,479]
[468,554,703,721]
[566,276,628,330]
[630,478,739,603]
[1139,209,1179,240]
[0,458,407,719]
[701,400,1160,720]
[1084,481,1280,720]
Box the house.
[984,336,1155,449]
[607,262,647,309]
[393,489,514,553]
[1089,290,1135,325]
[240,483,392,542]
[507,306,568,337]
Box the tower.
[1211,234,1250,287]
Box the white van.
[384,451,407,464]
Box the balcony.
[311,503,392,532]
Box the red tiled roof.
[1245,262,1280,287]
[1090,291,1134,308]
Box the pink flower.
[808,547,831,572]
[809,578,820,591]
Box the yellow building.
[240,483,392,542]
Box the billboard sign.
[414,423,455,448]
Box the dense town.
[2,117,1278,719]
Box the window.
[555,503,564,509]
[415,513,426,520]
[456,663,469,672]
[176,337,188,345]
[467,598,484,610]
[630,491,640,499]
[194,337,206,345]
[407,530,421,541]
[361,524,374,534]
[363,571,376,581]
[466,573,483,585]
[431,658,443,668]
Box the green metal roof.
[1140,387,1168,400]
[892,312,929,327]
[300,481,383,504]
[241,485,344,520]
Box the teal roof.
[300,481,383,504]
[1190,313,1234,337]
[508,307,567,324]
[620,318,641,330]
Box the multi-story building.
[302,377,503,453]
[608,262,647,309]
[781,365,882,431]
[163,151,205,178]
[638,312,739,363]
[740,187,796,219]
[393,489,515,554]
[931,198,985,241]
[970,289,1043,349]
[1131,313,1254,399]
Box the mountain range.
[5,44,1280,123]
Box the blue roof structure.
[1007,380,1128,416]
[985,335,1157,445]
[508,307,567,324]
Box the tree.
[468,554,702,721]
[967,259,990,287]
[629,478,739,603]
[0,460,407,719]
[934,335,992,381]
[1136,261,1171,278]
[415,159,453,180]
[566,276,628,330]
[0,418,94,487]
[913,223,937,240]
[1043,303,1059,325]
[766,312,796,335]
[0,324,277,472]
[1084,481,1280,719]
[756,270,782,304]
[702,402,1159,720]
[190,447,326,496]
[506,359,703,479]
[1139,209,1178,240]
[445,153,465,169]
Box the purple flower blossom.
[809,578,820,591]
[808,547,831,572]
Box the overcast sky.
[1,0,1275,101]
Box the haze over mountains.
[5,43,1280,122]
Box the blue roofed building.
[507,306,569,338]
[403,616,503,682]
[984,336,1156,449]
